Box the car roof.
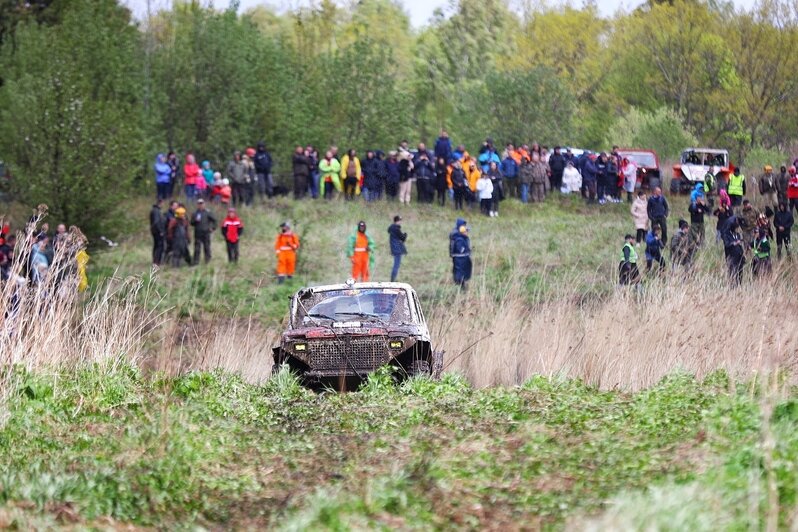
[617,149,657,155]
[683,148,728,154]
[297,281,416,294]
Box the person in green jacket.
[619,234,640,285]
[347,221,375,281]
[319,151,342,200]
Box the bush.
[605,107,698,160]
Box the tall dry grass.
[0,210,163,409]
[431,261,798,391]
[2,206,796,394]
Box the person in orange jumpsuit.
[274,221,300,283]
[347,221,375,282]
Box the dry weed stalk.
[432,263,798,391]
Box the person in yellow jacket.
[728,167,746,209]
[465,158,481,207]
[76,248,89,292]
[339,149,362,200]
[319,150,341,200]
[274,221,300,284]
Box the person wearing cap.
[787,166,798,215]
[222,208,244,263]
[347,221,374,282]
[728,167,746,208]
[670,219,693,270]
[449,218,472,290]
[190,199,217,265]
[618,234,639,285]
[387,215,407,282]
[274,222,299,283]
[751,226,772,277]
[167,206,191,267]
[739,199,759,249]
[759,165,777,208]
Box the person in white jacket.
[621,158,638,203]
[630,191,649,246]
[561,161,582,194]
[476,174,494,216]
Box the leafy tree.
[0,0,143,239]
[453,68,575,149]
[604,107,698,160]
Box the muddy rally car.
[671,148,731,194]
[272,281,442,387]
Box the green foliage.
[0,0,143,239]
[604,107,698,160]
[0,365,795,528]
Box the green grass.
[92,193,707,325]
[0,366,795,529]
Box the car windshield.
[619,152,656,168]
[296,288,413,326]
[683,151,726,166]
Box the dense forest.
[0,0,796,235]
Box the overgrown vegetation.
[0,367,794,529]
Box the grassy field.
[1,365,795,529]
[1,192,797,528]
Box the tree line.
[0,0,796,238]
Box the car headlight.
[389,340,403,349]
[294,343,307,352]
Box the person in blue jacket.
[387,215,407,282]
[500,150,518,198]
[154,153,172,201]
[690,182,705,204]
[434,129,453,163]
[478,139,501,173]
[645,224,666,273]
[449,218,472,290]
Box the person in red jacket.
[222,207,244,263]
[183,153,201,202]
[787,166,798,215]
[274,222,300,283]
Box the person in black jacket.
[548,147,566,191]
[774,202,794,259]
[388,215,407,282]
[150,199,165,266]
[434,157,448,207]
[291,146,311,200]
[647,187,670,245]
[254,142,273,199]
[190,199,217,264]
[362,150,384,202]
[722,216,745,285]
